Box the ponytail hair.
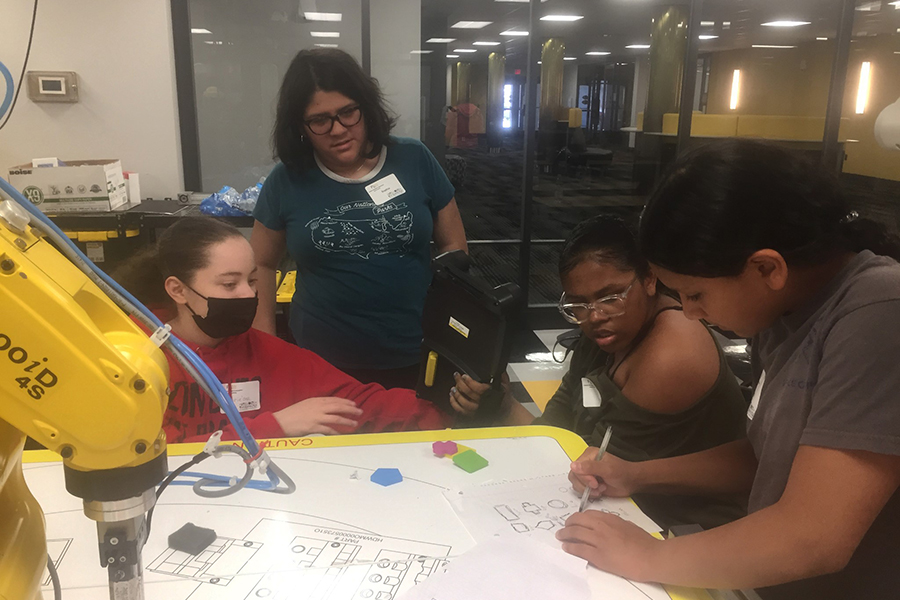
[639,139,900,278]
[112,217,244,310]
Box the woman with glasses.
[250,49,467,390]
[452,215,747,530]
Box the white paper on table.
[398,535,674,600]
[398,535,591,600]
[444,473,661,548]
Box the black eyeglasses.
[304,105,363,135]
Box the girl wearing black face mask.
[113,217,448,444]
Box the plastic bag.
[199,182,263,216]
[199,186,247,217]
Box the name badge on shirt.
[747,370,766,421]
[228,380,261,413]
[582,377,603,408]
[365,173,406,205]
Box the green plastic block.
[452,449,488,473]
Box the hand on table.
[449,371,510,416]
[273,397,364,436]
[568,445,637,500]
[556,510,660,581]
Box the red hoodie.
[161,327,448,443]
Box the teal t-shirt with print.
[254,137,455,370]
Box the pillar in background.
[487,52,507,148]
[644,6,689,133]
[451,62,472,106]
[539,39,565,161]
[539,39,565,132]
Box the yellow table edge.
[23,425,710,600]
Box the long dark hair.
[273,48,396,172]
[559,216,650,279]
[113,217,244,310]
[640,139,900,277]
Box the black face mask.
[185,285,258,339]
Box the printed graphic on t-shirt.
[306,200,413,259]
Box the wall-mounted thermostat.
[26,71,79,103]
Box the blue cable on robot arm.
[0,62,14,122]
[0,176,263,456]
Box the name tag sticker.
[365,173,406,206]
[581,378,603,408]
[747,370,765,421]
[229,380,261,413]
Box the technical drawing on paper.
[42,538,72,587]
[147,537,263,585]
[144,518,451,600]
[448,474,661,544]
[490,495,578,536]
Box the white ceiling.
[422,0,900,67]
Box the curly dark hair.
[272,48,396,172]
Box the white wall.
[0,0,183,198]
[370,0,421,139]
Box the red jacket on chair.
[161,327,447,443]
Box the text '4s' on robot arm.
[0,196,169,600]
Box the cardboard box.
[8,159,128,213]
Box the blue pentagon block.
[370,468,403,487]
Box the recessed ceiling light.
[752,44,797,48]
[890,1,900,7]
[564,57,577,61]
[700,21,715,27]
[723,21,732,28]
[473,41,501,46]
[453,48,478,53]
[191,28,212,34]
[426,38,456,43]
[314,43,339,48]
[304,12,342,22]
[501,30,529,36]
[626,44,651,49]
[540,15,584,22]
[310,31,340,38]
[410,50,432,54]
[761,20,811,27]
[203,40,222,45]
[447,54,460,58]
[816,37,828,41]
[451,21,492,29]
[585,51,611,56]
[699,35,718,40]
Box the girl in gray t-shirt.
[559,138,900,600]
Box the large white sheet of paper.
[444,473,662,548]
[398,535,591,600]
[399,535,674,600]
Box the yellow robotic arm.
[0,198,169,600]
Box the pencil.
[577,425,613,512]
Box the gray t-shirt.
[749,250,900,599]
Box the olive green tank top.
[534,309,748,530]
